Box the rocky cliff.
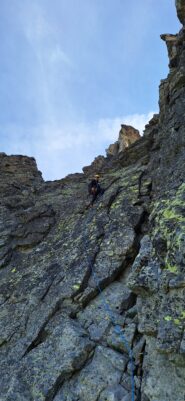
[0,2,185,401]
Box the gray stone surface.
[77,281,133,341]
[98,384,129,401]
[107,323,136,354]
[54,346,127,401]
[141,337,185,401]
[2,316,94,401]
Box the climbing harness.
[87,252,135,401]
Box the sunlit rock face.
[106,124,140,156]
[118,125,141,152]
[0,2,185,401]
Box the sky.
[0,0,181,181]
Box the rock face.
[106,125,141,156]
[176,0,185,24]
[0,2,185,401]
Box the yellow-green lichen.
[174,318,181,325]
[164,263,178,274]
[152,182,185,270]
[72,284,81,290]
[164,316,172,322]
[163,306,185,329]
[163,208,185,222]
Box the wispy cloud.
[1,111,155,180]
[50,45,71,66]
[17,2,72,126]
[19,3,51,43]
[20,5,71,67]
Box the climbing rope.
[87,252,135,401]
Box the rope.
[87,254,135,401]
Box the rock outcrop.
[106,125,141,157]
[0,2,185,401]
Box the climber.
[88,174,104,205]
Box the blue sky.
[0,0,180,180]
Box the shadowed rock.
[176,0,185,24]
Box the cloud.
[17,1,72,127]
[19,2,52,43]
[19,3,71,66]
[1,111,155,181]
[50,45,71,66]
[96,112,155,142]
